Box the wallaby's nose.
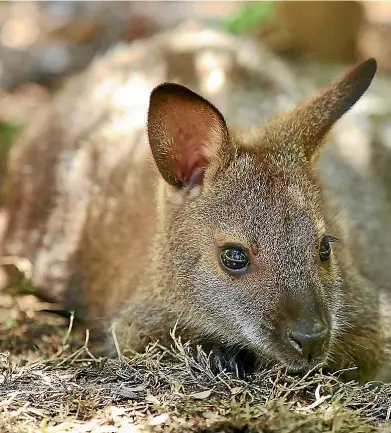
[286,321,329,362]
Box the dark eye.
[220,246,250,274]
[319,236,332,262]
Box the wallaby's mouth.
[247,324,332,375]
[240,341,330,377]
[285,353,329,374]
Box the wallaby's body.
[2,26,391,382]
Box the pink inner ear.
[174,132,209,188]
[148,83,228,188]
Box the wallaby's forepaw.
[210,346,247,378]
[196,346,254,379]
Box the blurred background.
[0,0,390,173]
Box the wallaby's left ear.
[271,58,377,159]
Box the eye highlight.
[220,245,250,274]
[319,235,337,262]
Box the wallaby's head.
[147,59,377,372]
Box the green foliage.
[0,123,22,150]
[5,317,17,329]
[224,2,275,35]
[13,280,37,296]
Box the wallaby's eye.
[220,246,250,274]
[319,235,336,262]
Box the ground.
[0,286,390,433]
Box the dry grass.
[0,291,391,433]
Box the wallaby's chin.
[282,357,329,375]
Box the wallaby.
[1,27,391,383]
[108,57,391,383]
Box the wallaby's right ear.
[147,83,228,188]
[278,58,377,159]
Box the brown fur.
[1,28,391,383]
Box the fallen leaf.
[149,413,169,426]
[191,389,212,399]
[146,394,160,405]
[202,411,219,419]
[230,387,243,395]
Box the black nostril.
[288,331,303,354]
[286,324,329,362]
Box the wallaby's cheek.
[185,262,267,342]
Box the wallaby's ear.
[274,58,377,159]
[147,83,228,188]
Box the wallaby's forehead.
[218,153,316,207]
[208,153,323,239]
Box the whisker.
[323,217,359,236]
[332,339,356,365]
[317,204,349,235]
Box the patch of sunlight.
[111,74,151,112]
[197,51,229,94]
[92,78,119,101]
[206,69,225,93]
[1,15,40,49]
[95,74,152,137]
[171,27,232,51]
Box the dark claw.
[208,346,253,379]
[210,346,225,373]
[193,344,256,379]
